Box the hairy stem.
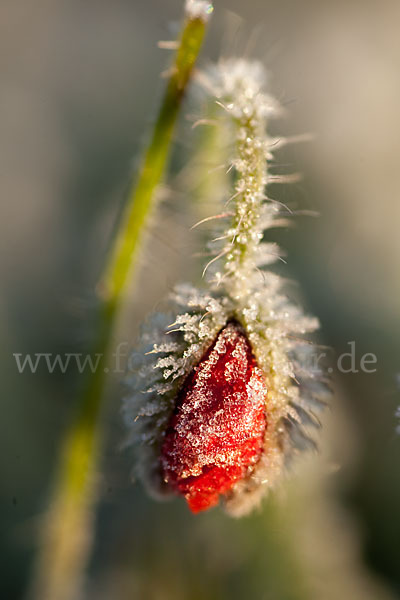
[224,111,267,298]
[28,4,212,600]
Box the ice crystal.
[122,58,327,515]
[185,0,214,21]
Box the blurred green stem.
[29,4,212,600]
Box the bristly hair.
[122,58,329,516]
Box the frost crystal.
[185,0,214,21]
[122,58,327,516]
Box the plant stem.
[29,4,212,600]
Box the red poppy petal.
[161,321,267,513]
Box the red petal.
[160,321,267,513]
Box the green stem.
[29,4,212,600]
[102,3,213,302]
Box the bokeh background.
[1,0,400,598]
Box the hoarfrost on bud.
[123,58,328,515]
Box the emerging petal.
[160,321,267,512]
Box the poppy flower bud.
[122,59,328,516]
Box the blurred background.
[1,0,400,598]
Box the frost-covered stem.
[207,62,280,301]
[28,4,212,600]
[224,111,267,299]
